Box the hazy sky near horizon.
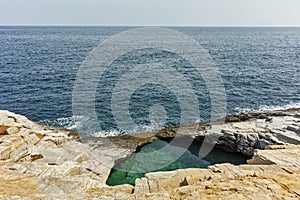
[1,0,300,26]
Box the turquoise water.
[106,140,247,186]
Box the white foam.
[40,115,86,129]
[42,102,300,137]
[93,129,123,137]
[41,115,167,137]
[235,102,300,113]
[92,123,165,137]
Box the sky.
[0,0,300,26]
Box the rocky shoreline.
[0,109,300,199]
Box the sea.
[0,26,299,136]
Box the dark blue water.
[0,26,299,136]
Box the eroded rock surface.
[0,109,300,199]
[0,110,134,199]
[153,109,300,157]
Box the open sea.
[0,26,299,136]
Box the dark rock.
[0,125,9,136]
[265,117,273,123]
[225,116,240,123]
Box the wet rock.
[225,116,240,123]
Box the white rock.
[0,144,11,160]
[7,127,20,135]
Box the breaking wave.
[235,102,300,113]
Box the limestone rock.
[195,109,300,157]
[0,109,300,199]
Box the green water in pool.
[106,140,247,186]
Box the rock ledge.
[0,109,300,199]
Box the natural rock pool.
[106,139,248,186]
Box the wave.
[41,102,300,138]
[94,123,167,137]
[40,115,166,137]
[235,102,300,113]
[40,115,85,129]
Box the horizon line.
[1,24,300,27]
